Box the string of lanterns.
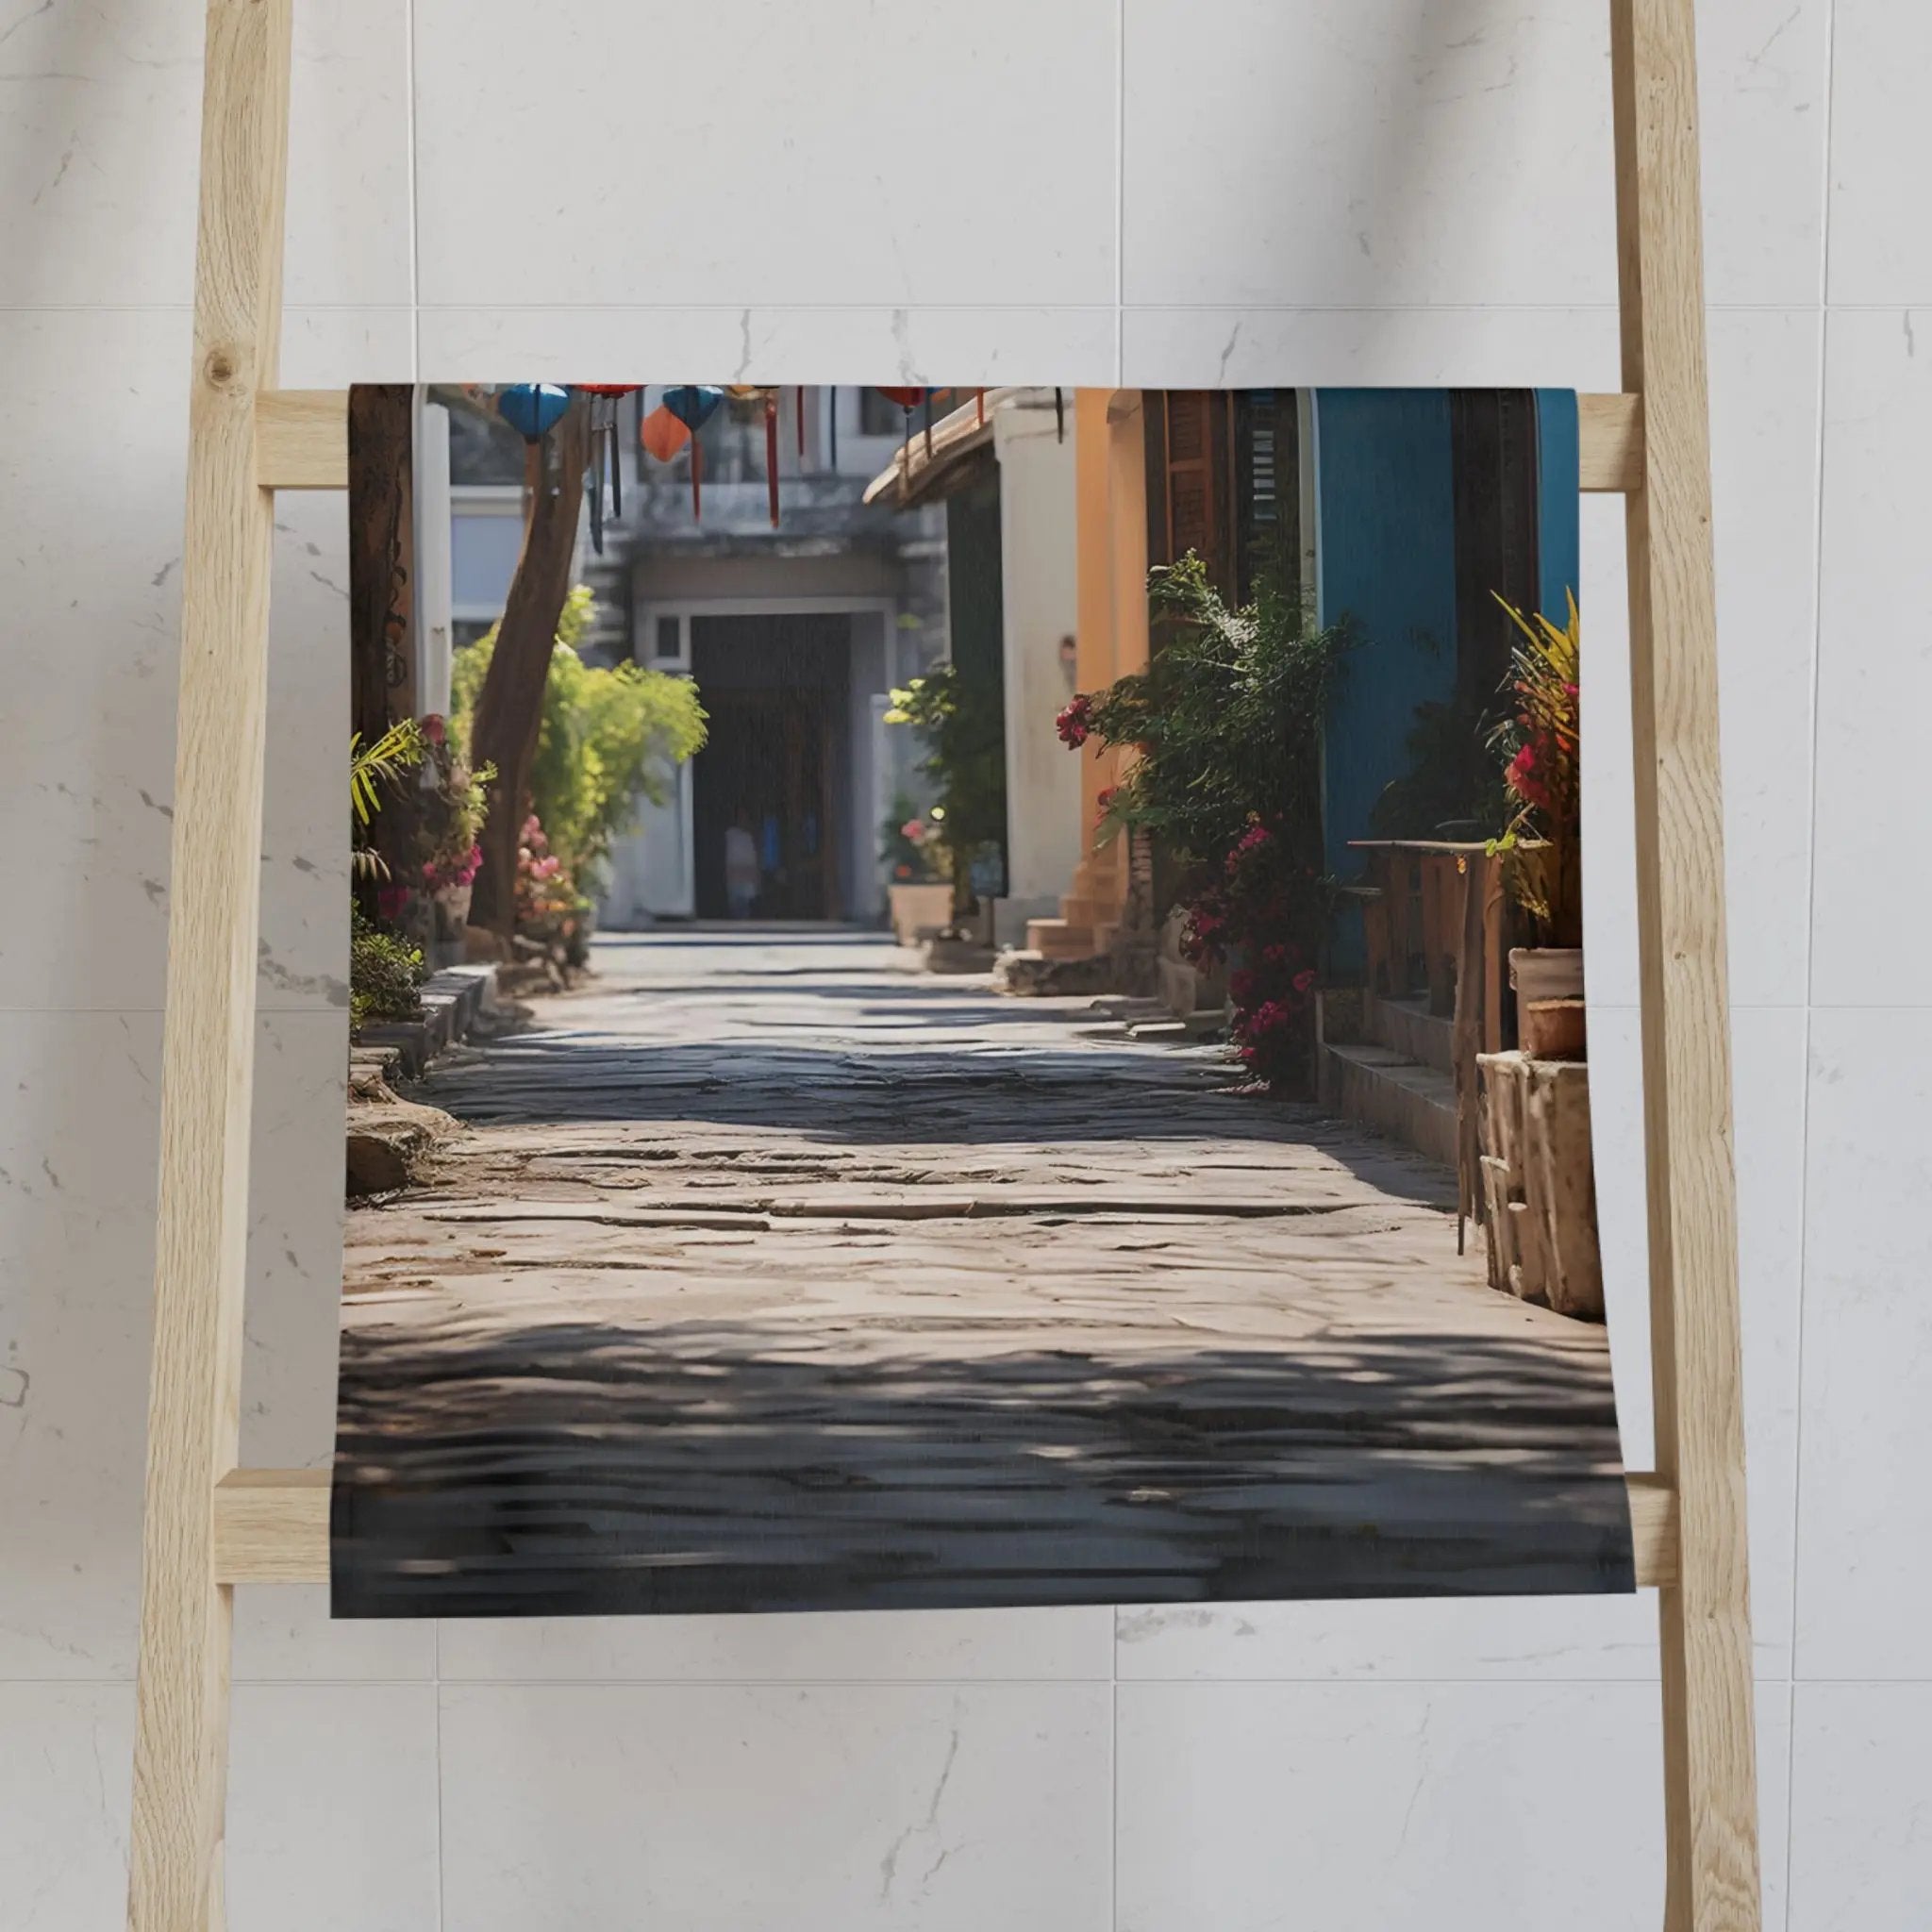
[493,384,1045,550]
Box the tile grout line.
[434,1617,447,1932]
[1783,0,1840,1914]
[406,0,423,384]
[10,301,1931,318]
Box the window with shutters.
[1142,390,1300,610]
[1234,389,1301,610]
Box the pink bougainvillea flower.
[420,713,447,745]
[1292,967,1317,993]
[1055,693,1093,749]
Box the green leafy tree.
[1068,553,1347,869]
[883,664,1006,918]
[1062,552,1348,1091]
[453,585,708,892]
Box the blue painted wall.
[1311,390,1460,884]
[1534,388,1581,620]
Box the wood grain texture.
[254,388,347,488]
[258,388,1641,497]
[1578,391,1645,491]
[1611,0,1761,1925]
[208,1470,1682,1591]
[128,3,292,1929]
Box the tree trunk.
[346,384,415,912]
[470,403,588,937]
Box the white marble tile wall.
[0,1,1916,1925]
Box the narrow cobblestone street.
[333,929,1633,1617]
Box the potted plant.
[1488,592,1583,1010]
[883,666,1007,937]
[1487,593,1584,1061]
[411,714,494,946]
[1064,552,1348,1093]
[880,793,954,946]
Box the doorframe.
[630,593,902,922]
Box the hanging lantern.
[497,383,571,443]
[723,385,785,528]
[759,390,782,528]
[573,384,641,554]
[640,404,691,464]
[874,386,930,488]
[661,385,725,520]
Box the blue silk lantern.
[497,383,571,442]
[661,386,725,519]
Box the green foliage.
[453,585,708,888]
[883,664,1006,911]
[350,718,426,826]
[349,903,426,1032]
[1067,552,1348,1093]
[349,717,426,879]
[1075,552,1348,870]
[1488,591,1582,946]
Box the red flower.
[1055,693,1093,749]
[1506,742,1550,811]
[1292,967,1317,993]
[419,712,447,746]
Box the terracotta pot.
[1508,946,1584,1006]
[888,881,953,948]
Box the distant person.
[724,823,759,920]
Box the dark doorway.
[690,614,848,921]
[1449,390,1542,708]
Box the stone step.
[1025,918,1099,961]
[1367,993,1457,1075]
[1320,1041,1459,1170]
[1058,892,1120,923]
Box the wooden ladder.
[126,2,1760,1924]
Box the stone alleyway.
[331,929,1634,1617]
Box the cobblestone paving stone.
[332,928,1635,1617]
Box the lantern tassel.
[796,385,807,460]
[1054,387,1065,442]
[765,393,780,528]
[924,391,934,460]
[829,391,837,469]
[608,398,623,521]
[976,387,985,426]
[589,418,605,556]
[691,434,702,523]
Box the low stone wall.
[347,964,519,1199]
